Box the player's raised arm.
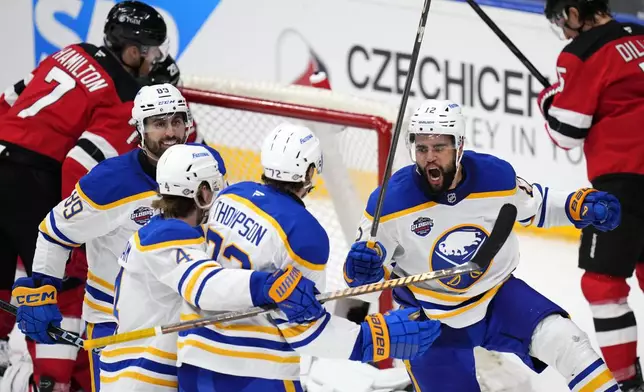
[513,176,621,232]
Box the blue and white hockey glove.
[254,265,325,324]
[566,188,621,232]
[344,241,386,287]
[350,307,441,363]
[12,273,63,344]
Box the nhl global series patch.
[411,217,433,237]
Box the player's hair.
[152,195,196,218]
[152,182,212,218]
[545,0,611,23]
[261,164,315,196]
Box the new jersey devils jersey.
[545,21,644,181]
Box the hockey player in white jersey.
[99,142,328,391]
[175,123,442,392]
[344,99,623,392]
[10,83,226,391]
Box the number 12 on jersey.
[206,228,253,269]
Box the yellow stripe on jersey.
[425,281,505,320]
[223,194,325,271]
[75,183,158,211]
[363,201,438,224]
[38,219,79,248]
[83,297,113,315]
[465,188,517,200]
[133,231,205,252]
[284,380,297,392]
[87,270,115,291]
[178,339,300,363]
[404,360,422,392]
[100,371,177,388]
[579,369,614,392]
[183,262,221,303]
[101,346,177,361]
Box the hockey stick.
[83,204,517,350]
[0,300,84,349]
[368,0,433,244]
[463,0,550,88]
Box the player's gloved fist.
[351,307,441,363]
[344,241,386,287]
[566,188,621,232]
[12,273,63,344]
[537,81,561,118]
[258,265,325,324]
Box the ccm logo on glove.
[366,313,390,362]
[268,265,303,303]
[13,285,58,306]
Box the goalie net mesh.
[180,75,398,321]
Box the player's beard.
[418,159,457,196]
[144,135,183,160]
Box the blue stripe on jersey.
[40,231,74,250]
[177,259,214,295]
[365,151,517,217]
[85,284,114,304]
[194,268,223,309]
[605,384,620,392]
[218,182,329,266]
[568,358,604,390]
[78,149,158,207]
[99,357,176,376]
[137,216,205,247]
[49,214,80,246]
[519,217,532,224]
[179,326,294,352]
[536,184,548,228]
[289,313,331,349]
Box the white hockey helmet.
[156,144,225,209]
[407,99,466,166]
[260,123,323,183]
[130,83,193,145]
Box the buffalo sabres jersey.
[100,216,257,391]
[33,148,227,324]
[177,182,361,381]
[352,151,575,329]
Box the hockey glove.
[255,265,325,324]
[566,188,621,232]
[344,241,386,287]
[537,81,561,119]
[12,273,63,344]
[350,307,441,363]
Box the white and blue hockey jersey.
[177,182,362,381]
[100,216,258,391]
[353,151,576,329]
[32,148,227,325]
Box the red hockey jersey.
[545,21,644,181]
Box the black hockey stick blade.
[471,203,517,270]
[0,300,84,349]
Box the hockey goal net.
[180,76,398,314]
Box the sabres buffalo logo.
[411,217,433,237]
[430,225,490,291]
[130,206,154,226]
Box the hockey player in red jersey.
[538,1,644,390]
[0,1,167,389]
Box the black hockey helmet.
[148,55,181,86]
[104,1,167,50]
[545,0,610,23]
